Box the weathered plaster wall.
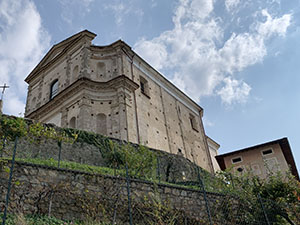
[223,143,290,179]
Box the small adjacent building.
[216,138,299,180]
[24,30,215,173]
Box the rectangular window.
[262,149,273,156]
[140,76,150,98]
[232,157,242,164]
[140,81,145,93]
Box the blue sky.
[0,0,299,170]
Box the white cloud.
[217,77,251,104]
[104,3,127,26]
[134,38,168,70]
[104,1,144,26]
[225,0,240,12]
[59,0,95,24]
[0,0,50,116]
[219,33,266,74]
[257,9,291,38]
[134,0,292,105]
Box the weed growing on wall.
[62,127,158,180]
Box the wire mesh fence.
[0,122,299,224]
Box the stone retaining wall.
[0,161,223,223]
[3,135,206,183]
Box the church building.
[24,30,216,173]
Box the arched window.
[50,80,59,99]
[69,117,76,129]
[96,113,107,135]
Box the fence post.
[0,135,6,158]
[57,141,62,168]
[2,136,18,225]
[258,194,270,225]
[197,167,213,225]
[230,173,234,188]
[125,162,133,225]
[156,156,161,184]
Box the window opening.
[237,167,244,172]
[262,149,273,156]
[140,76,150,97]
[232,157,242,164]
[50,80,59,99]
[140,81,145,93]
[69,117,76,129]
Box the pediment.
[25,30,96,83]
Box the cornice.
[26,75,139,119]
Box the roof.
[215,138,299,180]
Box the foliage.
[0,116,27,140]
[0,213,110,225]
[62,127,158,179]
[213,169,300,224]
[121,143,157,179]
[1,115,299,224]
[137,188,178,225]
[0,115,75,143]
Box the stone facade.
[207,136,220,172]
[24,30,214,173]
[216,138,299,180]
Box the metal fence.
[0,135,299,225]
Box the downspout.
[130,55,141,144]
[199,109,215,174]
[122,48,140,144]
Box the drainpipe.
[122,48,140,144]
[0,100,2,115]
[199,109,215,174]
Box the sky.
[0,0,299,170]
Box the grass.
[1,157,206,191]
[1,157,124,177]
